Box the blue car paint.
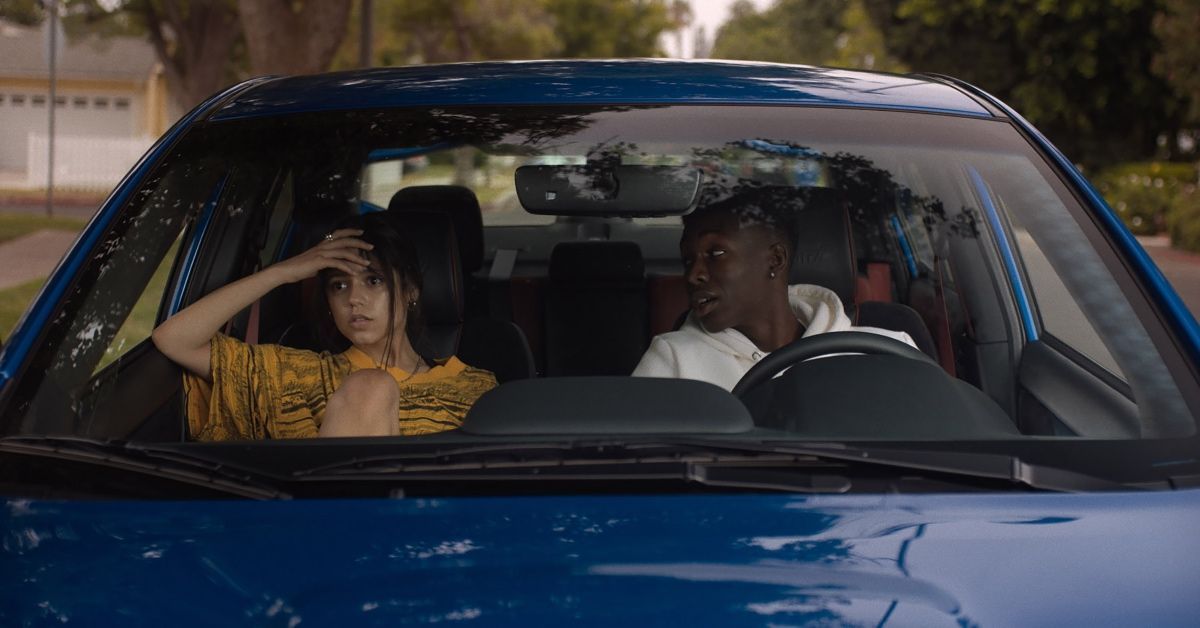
[211,60,994,121]
[5,491,1200,625]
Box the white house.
[0,19,172,191]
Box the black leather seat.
[389,185,487,317]
[388,210,464,359]
[786,187,938,361]
[544,241,647,376]
[387,210,534,383]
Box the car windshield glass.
[3,105,1198,487]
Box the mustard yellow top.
[183,334,497,441]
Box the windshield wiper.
[294,441,854,493]
[290,438,1137,493]
[0,435,289,499]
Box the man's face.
[680,211,780,334]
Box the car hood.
[4,490,1200,625]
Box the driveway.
[1136,235,1200,321]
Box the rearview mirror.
[515,165,700,217]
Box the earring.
[408,300,417,309]
[769,271,776,279]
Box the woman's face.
[681,211,784,333]
[325,258,412,358]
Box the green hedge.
[1094,162,1198,238]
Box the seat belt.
[245,300,261,344]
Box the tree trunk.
[138,1,242,112]
[237,0,354,75]
[453,147,476,188]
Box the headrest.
[388,185,484,274]
[787,187,856,307]
[385,210,463,338]
[549,241,645,283]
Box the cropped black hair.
[685,185,800,258]
[314,212,428,366]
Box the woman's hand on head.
[269,228,374,284]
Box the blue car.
[3,60,1200,625]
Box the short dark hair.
[314,212,427,365]
[686,185,800,255]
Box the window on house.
[0,94,6,106]
[11,94,24,106]
[94,97,109,109]
[114,98,130,111]
[54,96,66,108]
[31,95,46,107]
[73,96,87,108]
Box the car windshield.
[3,104,1198,490]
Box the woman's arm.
[152,228,372,379]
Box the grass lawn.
[0,277,47,340]
[0,213,87,244]
[0,264,166,369]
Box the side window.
[94,232,184,372]
[2,154,222,436]
[1007,219,1125,379]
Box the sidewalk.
[0,229,80,290]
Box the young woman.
[152,212,496,440]
[633,187,915,391]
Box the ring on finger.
[323,233,335,242]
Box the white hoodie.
[632,284,916,391]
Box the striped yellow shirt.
[184,334,497,441]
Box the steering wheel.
[730,331,939,398]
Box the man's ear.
[767,241,789,277]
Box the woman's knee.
[321,369,400,437]
[337,369,400,405]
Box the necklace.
[394,354,426,385]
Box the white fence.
[25,133,154,192]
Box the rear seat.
[788,187,940,364]
[544,241,648,376]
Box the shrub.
[1094,161,1197,236]
[1165,182,1200,252]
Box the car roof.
[208,59,996,122]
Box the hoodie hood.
[685,284,851,359]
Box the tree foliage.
[547,0,674,58]
[1153,0,1200,124]
[382,0,560,64]
[0,0,44,25]
[711,0,905,71]
[376,0,677,65]
[861,0,1183,167]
